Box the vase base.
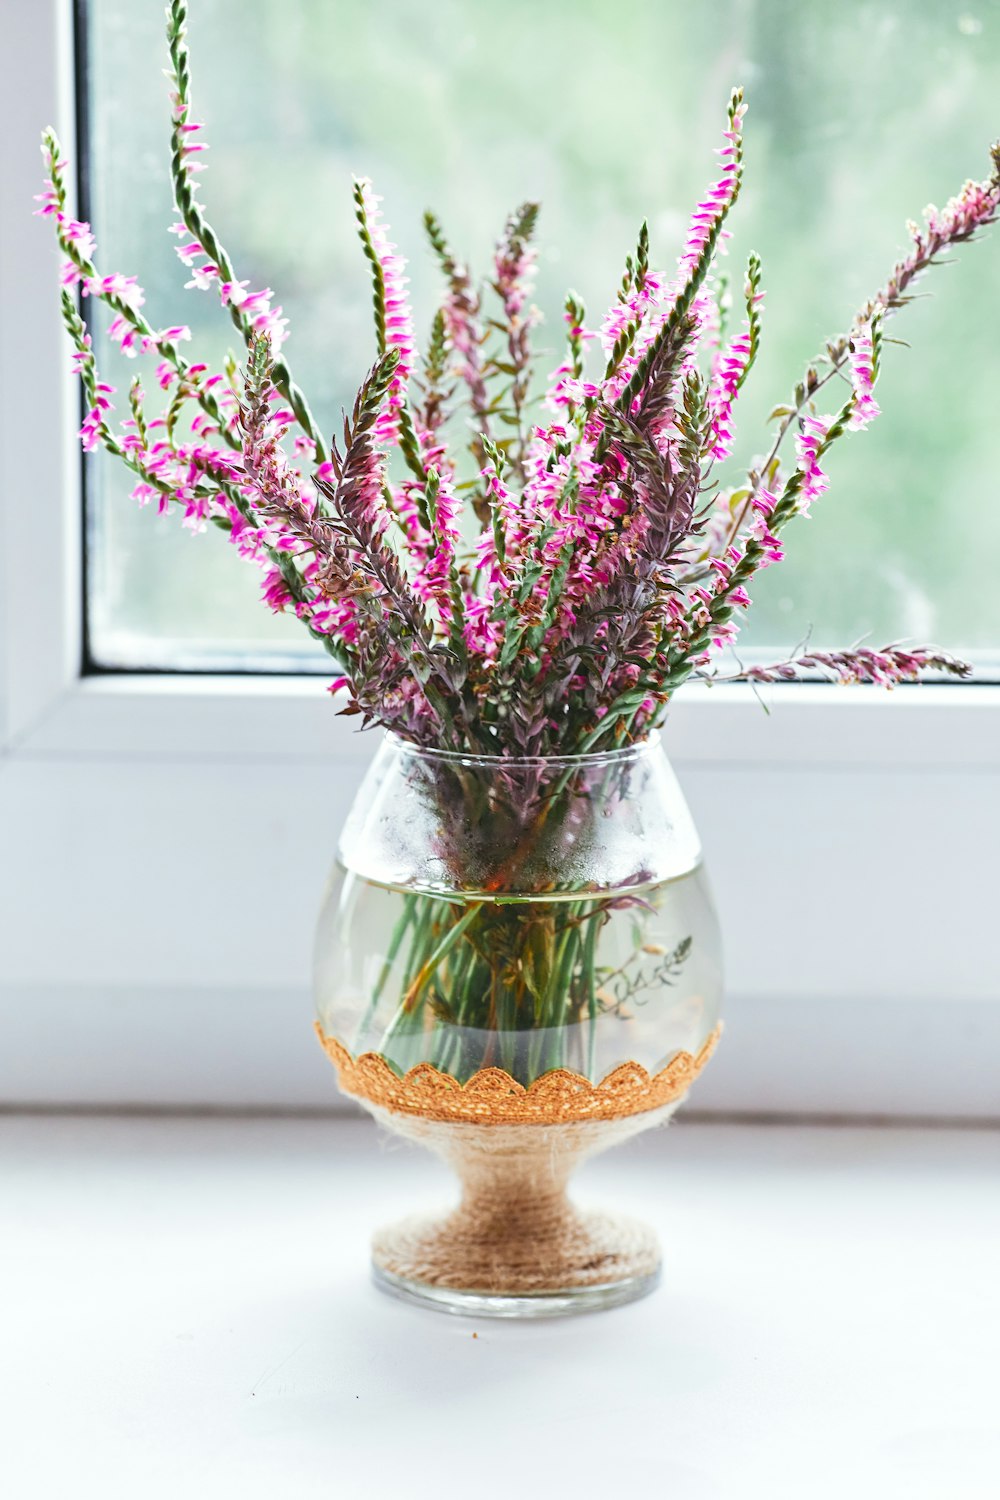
[372,1261,662,1319]
[366,1107,668,1317]
[370,1196,662,1317]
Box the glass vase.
[314,732,723,1317]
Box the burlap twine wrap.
[317,1024,721,1296]
[367,1106,676,1293]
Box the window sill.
[4,1111,998,1497]
[7,672,1000,768]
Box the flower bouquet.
[39,0,999,1314]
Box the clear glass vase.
[314,732,723,1317]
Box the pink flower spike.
[847,319,881,431]
[174,240,204,266]
[33,187,60,218]
[61,218,96,259]
[705,325,754,462]
[84,271,145,311]
[354,178,416,447]
[79,406,107,452]
[666,93,745,308]
[794,413,831,516]
[70,338,92,375]
[220,279,249,307]
[185,264,220,292]
[751,486,777,516]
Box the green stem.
[429,930,476,1072]
[582,906,601,1080]
[353,890,419,1050]
[528,907,581,1077]
[401,902,483,1014]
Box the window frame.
[2,0,999,1117]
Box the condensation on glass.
[314,733,723,1086]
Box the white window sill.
[7,673,1000,765]
[4,1111,998,1499]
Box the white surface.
[2,1113,998,1499]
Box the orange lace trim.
[314,1022,721,1125]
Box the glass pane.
[83,0,1000,673]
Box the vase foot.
[372,1260,661,1319]
[365,1104,673,1317]
[370,1201,662,1317]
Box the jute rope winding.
[367,1106,671,1295]
[315,1022,722,1126]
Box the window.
[2,0,998,1119]
[84,0,1000,673]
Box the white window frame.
[3,0,999,1116]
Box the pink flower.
[494,215,538,323]
[923,175,1000,245]
[461,587,502,662]
[78,380,115,453]
[50,215,97,262]
[170,230,206,267]
[70,335,93,375]
[107,315,151,358]
[748,514,784,567]
[261,567,293,612]
[747,645,971,688]
[184,263,220,291]
[597,271,665,404]
[79,408,104,453]
[847,320,881,430]
[706,268,762,461]
[220,279,289,348]
[793,414,830,516]
[705,328,753,461]
[355,179,415,447]
[84,272,145,311]
[672,98,745,291]
[411,474,462,624]
[480,459,521,566]
[33,180,62,218]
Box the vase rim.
[383,729,661,771]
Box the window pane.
[84,0,1000,672]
